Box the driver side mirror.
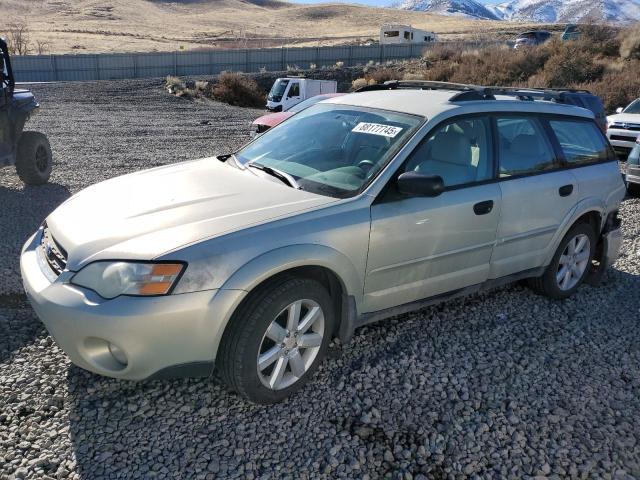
[616,107,624,114]
[397,172,445,197]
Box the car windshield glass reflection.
[623,99,640,114]
[236,104,422,198]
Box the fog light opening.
[108,342,128,367]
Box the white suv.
[21,81,625,404]
[607,98,640,159]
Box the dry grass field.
[0,0,543,54]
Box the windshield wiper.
[248,163,301,189]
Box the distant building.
[380,24,438,45]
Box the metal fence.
[11,43,437,82]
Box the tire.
[529,223,596,300]
[217,276,335,404]
[15,131,53,185]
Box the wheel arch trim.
[543,198,605,267]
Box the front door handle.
[473,200,494,216]
[559,184,574,197]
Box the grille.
[611,123,640,132]
[610,135,637,142]
[40,225,68,276]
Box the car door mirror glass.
[397,171,444,197]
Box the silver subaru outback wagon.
[21,82,625,404]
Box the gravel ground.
[1,80,640,479]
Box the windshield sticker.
[352,122,403,138]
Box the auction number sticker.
[352,122,403,138]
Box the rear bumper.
[20,230,244,380]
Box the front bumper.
[20,230,243,380]
[626,166,640,186]
[607,130,637,159]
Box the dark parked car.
[562,24,580,41]
[514,31,552,49]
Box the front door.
[282,81,301,111]
[364,115,502,313]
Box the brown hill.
[0,0,537,54]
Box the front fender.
[205,244,364,359]
[220,243,363,302]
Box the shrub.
[351,77,368,91]
[531,48,604,88]
[365,68,402,84]
[211,72,265,108]
[165,75,183,93]
[576,64,640,112]
[620,25,640,60]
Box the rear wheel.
[217,276,335,404]
[529,223,596,299]
[15,131,52,185]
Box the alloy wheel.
[257,299,325,390]
[556,233,591,291]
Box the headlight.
[71,261,185,299]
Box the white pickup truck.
[266,77,337,112]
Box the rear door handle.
[559,184,574,197]
[473,200,494,216]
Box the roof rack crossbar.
[355,80,594,104]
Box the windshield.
[287,95,328,113]
[624,99,640,114]
[268,79,289,102]
[236,103,423,198]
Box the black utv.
[1,37,52,185]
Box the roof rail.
[355,80,595,104]
[355,80,476,93]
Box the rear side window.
[548,119,610,165]
[496,117,557,177]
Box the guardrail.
[11,42,489,82]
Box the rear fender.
[542,198,606,267]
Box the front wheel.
[15,131,53,185]
[217,276,335,404]
[529,223,596,299]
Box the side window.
[402,116,493,188]
[496,116,557,177]
[288,83,300,98]
[548,119,610,165]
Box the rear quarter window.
[548,119,612,165]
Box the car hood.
[607,113,640,124]
[252,111,293,128]
[46,158,337,270]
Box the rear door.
[491,114,578,278]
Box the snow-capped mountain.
[487,0,640,23]
[397,0,640,23]
[394,0,500,20]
